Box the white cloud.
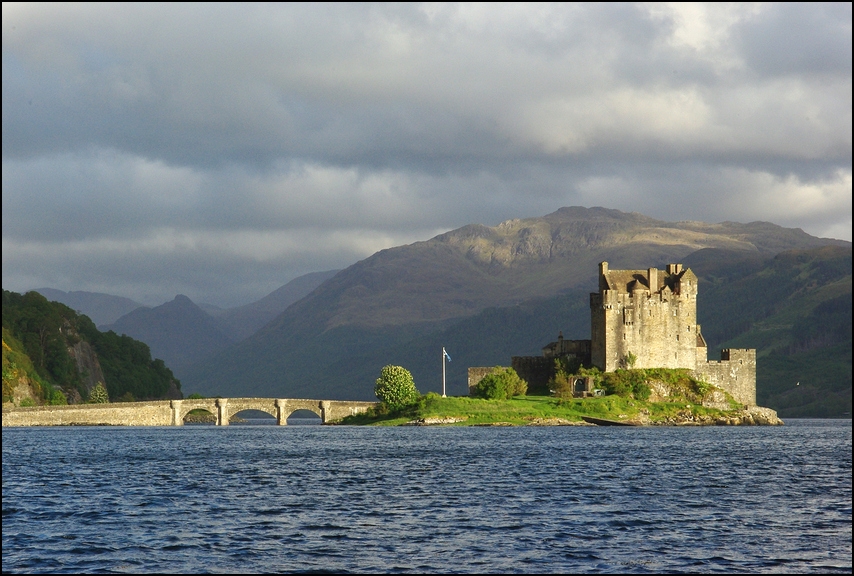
[727,168,853,226]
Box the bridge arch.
[173,399,220,425]
[286,409,323,424]
[182,406,217,425]
[277,399,324,423]
[225,399,279,421]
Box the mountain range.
[60,270,340,379]
[27,207,851,417]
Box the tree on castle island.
[471,367,527,400]
[374,365,420,409]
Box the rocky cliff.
[66,341,106,403]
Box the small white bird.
[796,382,800,386]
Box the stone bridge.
[1,398,378,427]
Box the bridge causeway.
[1,398,378,427]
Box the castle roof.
[602,270,659,292]
[600,263,696,295]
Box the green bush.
[603,369,651,400]
[374,365,420,409]
[46,385,67,405]
[472,367,528,400]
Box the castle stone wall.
[543,337,591,362]
[511,356,554,395]
[586,261,755,405]
[468,261,757,407]
[693,349,757,406]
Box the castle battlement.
[591,262,704,373]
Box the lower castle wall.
[692,349,756,406]
[511,356,554,395]
[468,360,554,396]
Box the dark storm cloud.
[2,3,850,307]
[733,2,852,76]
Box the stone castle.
[471,261,756,406]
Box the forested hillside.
[2,290,181,406]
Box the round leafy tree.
[374,365,420,409]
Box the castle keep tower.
[590,262,707,371]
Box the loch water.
[2,419,851,574]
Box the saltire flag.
[443,347,451,362]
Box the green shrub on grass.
[472,367,528,400]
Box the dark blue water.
[3,420,851,574]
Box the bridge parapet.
[321,400,378,423]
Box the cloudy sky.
[3,3,851,308]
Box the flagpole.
[442,347,446,397]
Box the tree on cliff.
[374,365,419,409]
[88,381,109,403]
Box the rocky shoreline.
[648,405,784,426]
